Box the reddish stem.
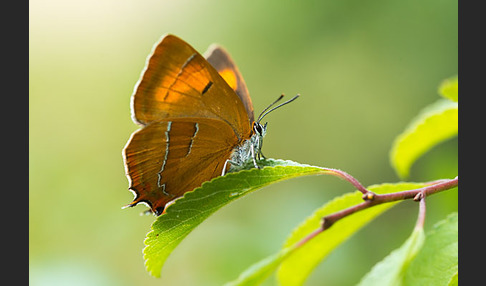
[293,176,458,246]
[322,168,369,194]
[415,196,426,229]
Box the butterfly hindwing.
[123,117,238,214]
[204,45,254,123]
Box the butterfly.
[123,34,298,215]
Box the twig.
[322,168,369,194]
[415,195,426,230]
[292,176,458,248]
[294,228,323,248]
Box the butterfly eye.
[253,122,263,135]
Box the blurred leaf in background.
[390,77,458,179]
[30,0,457,285]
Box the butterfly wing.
[204,45,254,123]
[125,34,256,214]
[132,34,251,140]
[123,117,238,215]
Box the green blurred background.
[30,0,457,285]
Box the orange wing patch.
[218,68,238,91]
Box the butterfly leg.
[258,150,267,160]
[258,140,266,160]
[222,159,241,176]
[222,159,230,176]
[250,144,261,169]
[222,158,256,176]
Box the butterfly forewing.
[132,35,251,139]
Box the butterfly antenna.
[257,94,300,122]
[257,94,285,122]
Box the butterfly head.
[251,94,300,161]
[252,121,267,138]
[213,95,299,175]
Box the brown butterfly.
[123,34,298,215]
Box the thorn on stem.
[413,192,424,201]
[321,217,334,230]
[362,192,375,201]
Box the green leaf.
[143,159,342,278]
[447,271,458,286]
[357,224,425,286]
[390,99,458,179]
[358,212,458,286]
[276,182,427,286]
[438,76,458,102]
[226,183,426,286]
[403,213,458,286]
[224,246,296,286]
